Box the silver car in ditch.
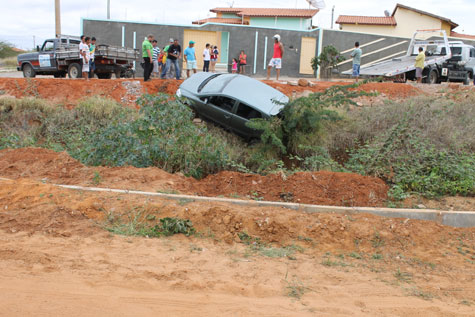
[176,73,289,139]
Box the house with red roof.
[336,3,475,39]
[193,7,319,31]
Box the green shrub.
[84,94,233,178]
[346,121,475,197]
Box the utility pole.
[33,35,36,50]
[55,0,61,37]
[331,5,335,29]
[107,0,111,19]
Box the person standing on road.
[239,50,247,74]
[142,34,154,82]
[351,41,362,83]
[266,34,284,81]
[210,45,219,72]
[152,40,160,78]
[88,37,96,79]
[203,43,211,72]
[81,37,91,80]
[161,38,182,80]
[184,40,197,78]
[78,35,87,79]
[415,47,425,84]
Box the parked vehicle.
[176,73,289,139]
[17,35,139,79]
[435,42,475,85]
[343,30,474,84]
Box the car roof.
[195,73,288,115]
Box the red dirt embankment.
[0,78,422,106]
[0,147,388,207]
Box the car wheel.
[22,64,36,78]
[68,63,82,79]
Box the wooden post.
[55,0,61,37]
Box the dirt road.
[1,177,474,316]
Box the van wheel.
[68,63,82,78]
[22,64,36,78]
[428,69,438,84]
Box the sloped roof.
[192,17,246,25]
[393,4,458,29]
[336,15,396,26]
[210,7,319,18]
[450,31,475,40]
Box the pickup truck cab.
[17,35,139,79]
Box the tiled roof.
[192,17,246,25]
[336,15,397,26]
[450,31,475,40]
[393,4,458,29]
[210,8,319,18]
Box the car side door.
[38,40,57,71]
[200,95,237,128]
[231,102,264,138]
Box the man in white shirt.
[203,43,210,72]
[81,37,91,80]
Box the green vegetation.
[0,40,21,59]
[311,45,345,79]
[103,207,195,238]
[1,86,474,199]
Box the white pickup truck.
[344,30,475,84]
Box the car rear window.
[197,74,222,92]
[235,103,262,120]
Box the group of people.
[141,33,285,81]
[79,35,97,80]
[142,35,222,81]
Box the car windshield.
[197,74,222,93]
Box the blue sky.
[1,0,474,49]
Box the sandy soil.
[0,177,474,316]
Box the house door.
[183,30,219,70]
[299,37,317,75]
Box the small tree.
[311,45,345,79]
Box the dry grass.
[326,93,475,160]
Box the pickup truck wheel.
[68,63,82,79]
[22,64,36,78]
[463,74,470,86]
[428,69,438,84]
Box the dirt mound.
[187,170,388,207]
[0,148,388,207]
[0,78,183,106]
[355,82,423,98]
[264,80,423,99]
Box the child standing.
[232,58,238,73]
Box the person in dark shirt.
[161,38,182,79]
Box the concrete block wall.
[83,19,475,79]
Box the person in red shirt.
[266,34,284,81]
[239,50,247,74]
